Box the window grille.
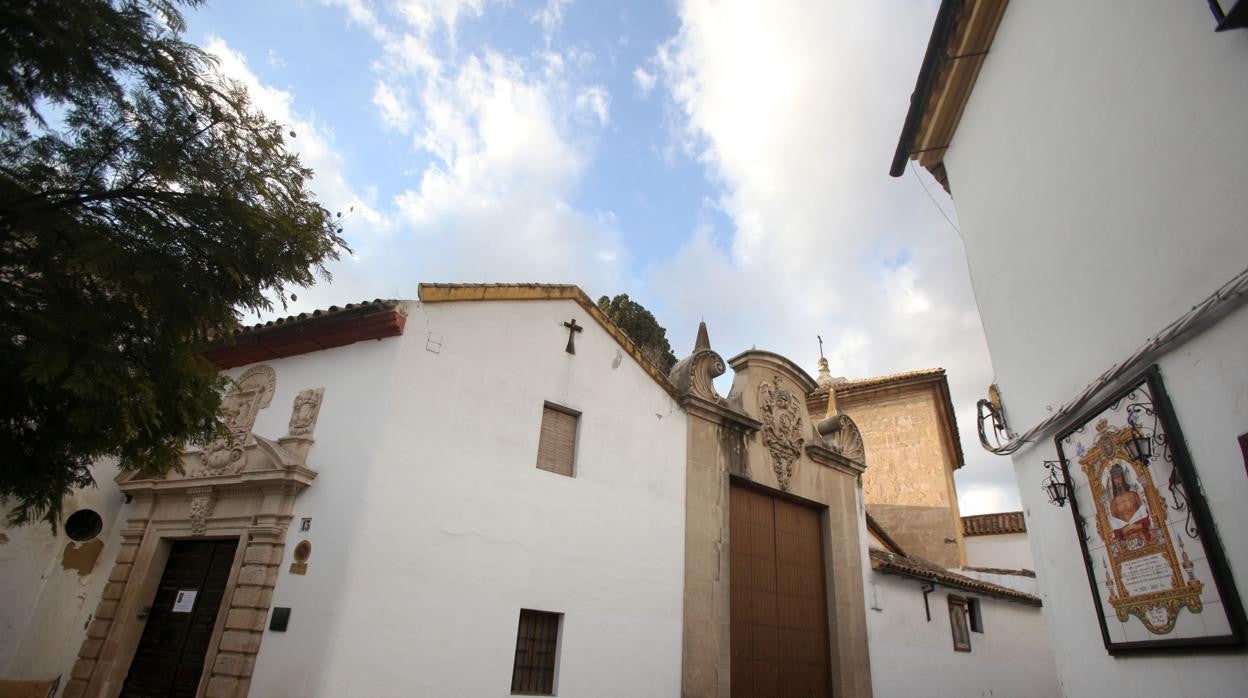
[511,609,560,694]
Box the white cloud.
[575,85,610,126]
[648,1,1018,512]
[267,48,286,69]
[633,66,656,97]
[372,80,414,132]
[532,0,572,42]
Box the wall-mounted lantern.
[1122,426,1153,467]
[1042,460,1070,508]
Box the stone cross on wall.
[563,318,583,354]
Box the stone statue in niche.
[758,375,804,490]
[287,388,325,437]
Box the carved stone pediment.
[116,366,326,534]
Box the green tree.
[0,0,347,527]
[596,294,677,374]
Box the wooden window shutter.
[536,403,578,477]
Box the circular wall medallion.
[64,509,103,541]
[293,540,312,563]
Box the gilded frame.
[1055,366,1245,652]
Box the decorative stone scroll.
[287,388,325,437]
[668,322,727,403]
[818,413,866,465]
[758,375,805,490]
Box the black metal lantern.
[1042,460,1070,507]
[1122,427,1153,466]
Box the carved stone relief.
[287,388,325,437]
[758,375,805,490]
[188,489,216,535]
[221,365,277,443]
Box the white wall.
[964,532,1034,570]
[942,1,1248,694]
[248,299,688,697]
[0,463,125,684]
[866,573,1059,698]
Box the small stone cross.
[563,318,583,354]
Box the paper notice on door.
[172,590,197,613]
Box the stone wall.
[814,383,965,568]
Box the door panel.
[730,485,831,698]
[121,539,238,698]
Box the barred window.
[511,609,561,695]
[536,403,579,477]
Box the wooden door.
[121,539,239,698]
[730,484,832,698]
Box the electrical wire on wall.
[979,262,1248,456]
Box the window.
[967,597,983,633]
[948,596,971,652]
[64,509,103,541]
[536,403,579,477]
[511,609,561,695]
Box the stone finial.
[815,362,864,465]
[668,322,727,402]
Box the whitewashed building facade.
[892,1,1248,695]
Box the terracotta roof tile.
[962,511,1027,536]
[809,367,946,395]
[869,548,1042,606]
[225,299,401,338]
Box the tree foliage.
[0,0,347,527]
[596,294,677,374]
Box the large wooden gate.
[730,483,832,697]
[120,539,239,698]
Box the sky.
[184,0,1021,515]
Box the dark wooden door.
[121,539,239,698]
[730,484,832,698]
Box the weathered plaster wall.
[249,299,688,697]
[964,531,1034,571]
[865,574,1059,698]
[942,1,1248,694]
[0,465,125,686]
[836,388,964,567]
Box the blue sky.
[185,0,1020,515]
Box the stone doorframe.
[63,367,322,698]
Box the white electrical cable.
[983,262,1248,456]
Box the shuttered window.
[536,403,578,477]
[511,609,561,695]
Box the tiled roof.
[962,511,1027,536]
[226,299,401,337]
[869,548,1042,606]
[815,367,947,394]
[203,299,406,369]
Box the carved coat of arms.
[758,375,804,490]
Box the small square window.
[511,609,561,695]
[536,403,579,477]
[948,596,972,652]
[968,598,983,633]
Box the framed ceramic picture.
[1055,366,1244,652]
